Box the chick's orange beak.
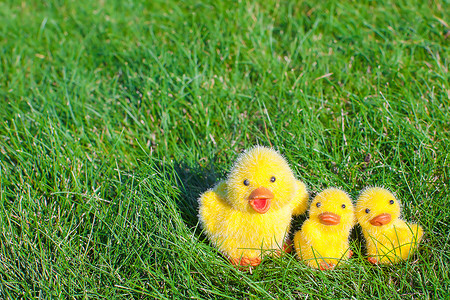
[318,212,341,225]
[369,213,391,226]
[248,187,273,214]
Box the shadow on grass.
[350,224,367,262]
[173,161,226,236]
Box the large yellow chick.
[294,188,355,270]
[198,146,308,267]
[356,187,423,264]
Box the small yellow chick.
[356,187,423,264]
[294,188,355,270]
[198,146,308,267]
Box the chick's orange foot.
[283,238,293,254]
[275,238,293,256]
[319,261,336,270]
[229,256,262,267]
[348,249,354,259]
[368,257,378,264]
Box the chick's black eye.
[243,179,250,186]
[270,176,276,183]
[316,202,321,208]
[365,208,370,213]
[342,204,346,209]
[389,200,394,205]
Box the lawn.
[0,0,449,298]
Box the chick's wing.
[291,180,309,216]
[198,181,231,235]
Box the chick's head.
[309,188,354,230]
[226,146,296,213]
[356,187,401,229]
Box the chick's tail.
[410,223,424,244]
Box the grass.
[0,0,449,298]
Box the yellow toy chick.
[356,187,423,264]
[198,146,308,267]
[294,188,355,270]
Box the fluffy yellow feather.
[356,187,423,264]
[198,146,308,266]
[294,188,355,270]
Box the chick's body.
[294,188,354,270]
[356,187,423,264]
[199,146,308,266]
[200,185,294,260]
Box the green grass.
[0,0,449,298]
